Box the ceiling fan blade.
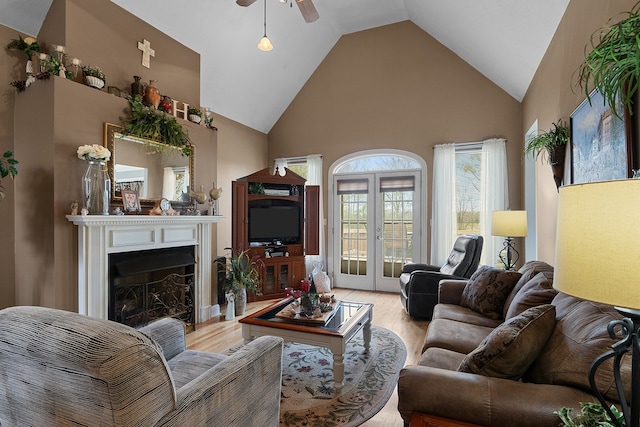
[236,0,258,7]
[296,0,319,23]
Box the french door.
[332,171,421,292]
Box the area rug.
[225,326,406,426]
[278,326,406,426]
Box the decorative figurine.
[208,182,222,215]
[80,207,89,216]
[70,200,79,215]
[225,291,236,320]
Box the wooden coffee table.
[239,296,373,389]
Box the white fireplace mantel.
[67,215,222,323]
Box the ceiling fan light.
[258,0,273,51]
[258,36,273,51]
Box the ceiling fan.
[236,0,319,23]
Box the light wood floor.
[186,288,429,427]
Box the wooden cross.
[137,39,155,68]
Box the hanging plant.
[576,2,640,118]
[524,120,569,161]
[121,95,192,156]
[524,120,569,190]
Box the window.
[455,149,481,235]
[286,162,308,179]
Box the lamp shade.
[258,36,273,51]
[554,179,640,309]
[491,210,528,237]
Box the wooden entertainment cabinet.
[232,167,319,301]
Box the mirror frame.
[104,123,195,210]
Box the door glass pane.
[340,193,367,276]
[382,189,413,278]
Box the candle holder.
[37,53,50,73]
[51,44,66,64]
[70,58,81,82]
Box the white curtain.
[305,155,324,275]
[431,143,457,266]
[162,167,176,200]
[480,138,509,266]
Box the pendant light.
[258,0,273,51]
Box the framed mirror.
[104,123,195,209]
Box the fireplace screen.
[110,247,195,330]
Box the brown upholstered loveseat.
[398,261,631,427]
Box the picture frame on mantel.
[570,89,635,184]
[121,189,141,213]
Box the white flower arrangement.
[77,144,111,162]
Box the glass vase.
[82,161,111,215]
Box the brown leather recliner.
[399,234,483,318]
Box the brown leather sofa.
[398,261,631,427]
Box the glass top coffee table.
[239,296,373,389]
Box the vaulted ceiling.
[1,0,570,133]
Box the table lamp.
[554,179,640,427]
[491,210,527,270]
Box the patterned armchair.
[0,306,283,426]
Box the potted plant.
[122,95,192,157]
[187,107,202,124]
[524,120,569,190]
[222,248,262,315]
[7,35,40,60]
[556,402,625,427]
[82,65,105,89]
[577,2,640,119]
[0,150,18,200]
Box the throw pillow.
[505,271,557,320]
[460,266,522,319]
[458,304,556,380]
[503,261,554,318]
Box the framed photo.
[570,89,634,184]
[121,189,141,213]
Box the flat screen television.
[248,206,301,244]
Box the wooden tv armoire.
[232,167,319,301]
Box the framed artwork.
[121,189,141,212]
[570,89,634,184]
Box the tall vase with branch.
[222,248,262,316]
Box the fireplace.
[109,246,196,329]
[67,215,222,323]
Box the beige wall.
[269,21,524,260]
[213,113,268,255]
[522,0,638,263]
[0,0,254,310]
[39,0,201,106]
[0,24,25,308]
